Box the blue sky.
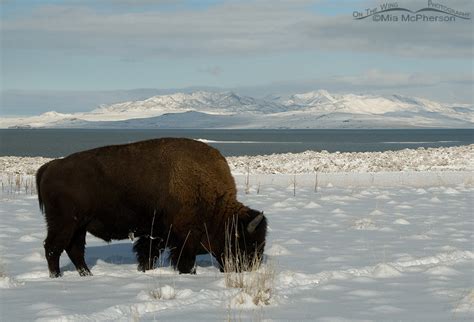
[1,0,473,115]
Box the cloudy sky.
[1,0,473,115]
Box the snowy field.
[0,147,473,321]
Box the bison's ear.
[247,212,264,234]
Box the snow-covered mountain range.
[2,90,472,129]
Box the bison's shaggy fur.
[36,138,267,278]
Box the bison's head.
[222,208,267,272]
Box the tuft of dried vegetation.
[0,262,6,278]
[245,163,251,195]
[148,285,177,300]
[223,217,275,306]
[1,174,36,195]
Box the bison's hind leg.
[44,222,77,278]
[43,235,63,278]
[134,236,163,272]
[43,197,91,278]
[66,228,92,276]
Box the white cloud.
[198,66,222,76]
[2,1,472,58]
[332,69,473,88]
[236,69,473,103]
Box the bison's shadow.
[60,242,218,273]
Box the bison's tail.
[36,162,50,213]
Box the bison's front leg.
[171,249,196,274]
[170,239,197,274]
[133,236,163,271]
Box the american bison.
[36,138,267,278]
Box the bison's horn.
[247,213,264,233]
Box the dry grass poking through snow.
[1,173,36,195]
[223,217,275,307]
[0,262,6,278]
[148,285,177,300]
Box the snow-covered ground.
[228,144,474,174]
[1,144,473,176]
[1,147,473,321]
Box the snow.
[0,145,474,321]
[1,144,473,176]
[1,177,473,320]
[227,144,474,174]
[1,90,472,128]
[0,147,473,320]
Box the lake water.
[0,129,472,157]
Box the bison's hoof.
[137,264,150,272]
[49,271,62,278]
[179,267,196,275]
[78,268,92,277]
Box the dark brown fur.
[36,138,267,277]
